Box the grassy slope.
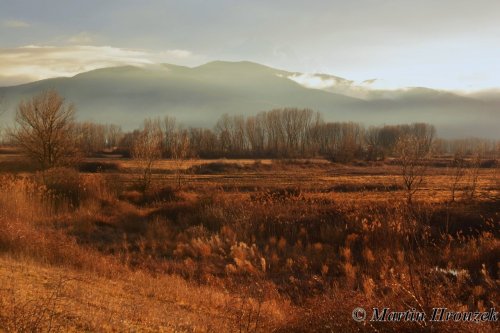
[0,255,285,332]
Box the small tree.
[364,126,384,161]
[131,118,163,192]
[0,96,4,117]
[162,116,191,188]
[0,96,5,144]
[171,129,190,188]
[449,151,466,203]
[9,90,77,169]
[162,115,177,157]
[395,124,435,205]
[464,152,481,201]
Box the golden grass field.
[0,151,498,332]
[93,157,500,203]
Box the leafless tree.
[105,124,123,150]
[74,122,106,156]
[0,96,6,144]
[395,123,435,204]
[171,128,191,188]
[449,151,466,202]
[0,95,4,116]
[162,116,192,187]
[121,112,500,164]
[464,152,482,201]
[188,127,217,158]
[131,118,163,192]
[163,115,177,157]
[215,114,242,155]
[364,126,383,161]
[9,90,78,169]
[245,113,266,156]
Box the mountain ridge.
[0,61,498,138]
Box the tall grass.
[0,163,498,332]
[0,173,120,274]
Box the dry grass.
[0,153,498,332]
[0,256,287,332]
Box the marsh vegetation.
[0,91,498,332]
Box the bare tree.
[0,96,5,144]
[163,116,177,157]
[162,116,192,187]
[0,95,4,116]
[171,128,190,188]
[74,122,107,156]
[131,118,163,192]
[395,124,435,204]
[9,90,78,169]
[105,124,123,150]
[449,151,466,202]
[365,126,383,161]
[246,113,266,156]
[464,152,482,201]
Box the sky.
[1,0,500,90]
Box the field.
[0,150,499,332]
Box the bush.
[37,167,82,207]
[141,186,179,205]
[35,168,121,208]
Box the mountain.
[0,61,499,138]
[467,89,500,103]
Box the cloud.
[0,45,202,86]
[287,73,337,90]
[3,19,30,28]
[286,73,384,99]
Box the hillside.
[0,255,286,332]
[1,61,499,138]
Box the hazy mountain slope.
[467,89,500,103]
[0,61,498,138]
[0,61,364,127]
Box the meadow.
[0,148,498,332]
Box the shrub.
[36,167,81,206]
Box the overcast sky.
[1,0,500,90]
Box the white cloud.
[0,45,201,86]
[3,20,30,28]
[287,73,337,90]
[286,73,383,99]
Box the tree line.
[5,90,500,170]
[116,111,498,161]
[88,111,438,161]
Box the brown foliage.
[9,90,79,169]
